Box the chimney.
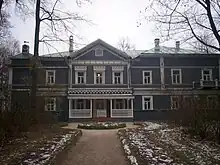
[69,35,73,52]
[22,41,29,54]
[176,41,180,52]
[154,38,160,51]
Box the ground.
[118,122,220,165]
[56,123,137,165]
[0,124,81,165]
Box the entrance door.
[93,99,107,117]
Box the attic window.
[95,48,103,56]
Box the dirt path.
[56,129,128,165]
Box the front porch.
[68,99,133,119]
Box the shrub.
[77,122,126,129]
[170,94,220,143]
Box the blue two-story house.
[8,37,220,121]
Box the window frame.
[142,70,152,84]
[45,97,56,111]
[75,71,86,84]
[142,96,153,110]
[46,70,56,85]
[171,69,182,84]
[171,96,179,110]
[94,71,105,84]
[202,69,212,81]
[112,71,123,84]
[95,48,103,56]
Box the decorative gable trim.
[112,66,124,71]
[71,39,129,60]
[93,66,106,71]
[71,60,127,65]
[74,66,87,71]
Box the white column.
[131,99,134,117]
[8,67,12,85]
[160,57,165,89]
[68,99,72,118]
[90,99,93,118]
[110,99,112,117]
[69,64,73,88]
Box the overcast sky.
[10,0,176,55]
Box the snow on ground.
[21,131,81,165]
[118,122,220,165]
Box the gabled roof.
[70,39,131,59]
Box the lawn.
[0,124,82,165]
[118,122,220,165]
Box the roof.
[41,51,70,57]
[10,53,33,59]
[70,39,131,59]
[140,46,220,56]
[124,50,145,58]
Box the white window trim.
[171,96,179,110]
[171,69,182,84]
[201,69,212,81]
[75,71,86,84]
[142,96,153,110]
[94,71,105,84]
[45,97,56,111]
[112,71,123,84]
[142,70,152,84]
[46,70,56,85]
[95,48,103,56]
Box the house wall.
[72,65,128,87]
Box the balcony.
[193,79,220,89]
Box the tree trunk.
[30,0,40,123]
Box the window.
[142,96,153,110]
[113,72,123,84]
[171,69,182,84]
[76,99,85,109]
[45,98,56,111]
[171,96,179,110]
[95,48,103,56]
[143,71,152,84]
[95,72,105,84]
[46,70,55,84]
[202,69,212,81]
[76,72,86,84]
[114,99,124,109]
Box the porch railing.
[111,109,133,118]
[97,109,107,117]
[69,109,92,118]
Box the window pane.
[114,72,121,77]
[173,70,179,75]
[144,72,150,76]
[78,72,84,76]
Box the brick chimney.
[69,35,73,52]
[176,41,180,52]
[22,41,29,55]
[154,38,160,51]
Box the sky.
[9,0,176,55]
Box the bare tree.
[117,37,135,51]
[141,0,220,52]
[30,0,91,114]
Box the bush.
[170,94,220,143]
[77,122,126,129]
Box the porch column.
[131,99,134,117]
[90,99,93,117]
[110,99,112,117]
[68,99,72,118]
